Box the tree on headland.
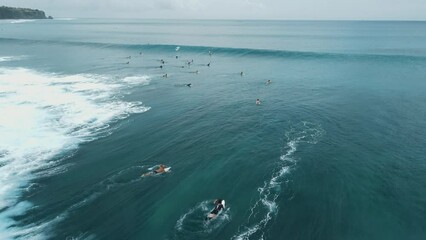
[0,6,53,19]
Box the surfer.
[186,83,192,87]
[265,80,272,84]
[207,63,211,67]
[256,99,261,105]
[142,164,167,177]
[240,71,244,76]
[163,73,168,78]
[206,199,225,220]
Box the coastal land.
[0,6,52,19]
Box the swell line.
[1,37,425,62]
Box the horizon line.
[50,17,426,22]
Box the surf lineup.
[136,46,271,221]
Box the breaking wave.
[0,67,150,239]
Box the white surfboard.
[207,200,225,220]
[142,166,171,177]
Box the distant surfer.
[256,99,261,105]
[159,65,163,69]
[240,71,244,76]
[206,199,225,220]
[207,63,211,67]
[126,61,130,64]
[186,83,192,87]
[163,73,168,78]
[265,80,271,85]
[142,164,167,177]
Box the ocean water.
[0,19,426,240]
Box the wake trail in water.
[232,122,324,240]
[173,200,231,240]
[42,165,146,240]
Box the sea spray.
[0,67,150,239]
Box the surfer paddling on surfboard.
[142,164,170,177]
[206,199,225,220]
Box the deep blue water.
[0,19,426,240]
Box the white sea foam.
[0,67,151,239]
[122,75,150,85]
[233,122,324,240]
[55,18,76,21]
[9,20,35,24]
[65,232,96,240]
[0,56,26,62]
[0,57,13,62]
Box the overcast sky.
[2,0,426,20]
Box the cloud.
[0,0,425,20]
[155,0,203,11]
[243,0,265,9]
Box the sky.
[2,0,426,20]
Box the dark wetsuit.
[210,203,224,215]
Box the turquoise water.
[1,19,426,240]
